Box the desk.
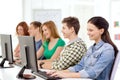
[0,65,45,80]
[0,58,92,80]
[0,65,92,80]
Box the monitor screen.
[0,34,14,67]
[17,36,60,80]
[18,36,38,72]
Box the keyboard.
[33,70,61,80]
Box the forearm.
[41,61,52,69]
[40,59,52,63]
[37,47,44,59]
[68,72,80,78]
[59,72,80,78]
[61,69,70,72]
[37,53,42,59]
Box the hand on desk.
[47,70,67,78]
[47,70,80,78]
[37,60,52,69]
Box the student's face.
[61,23,72,39]
[28,24,38,36]
[87,23,104,42]
[17,26,24,36]
[42,25,51,39]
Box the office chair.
[110,51,120,80]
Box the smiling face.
[87,22,104,42]
[28,24,39,36]
[61,23,73,39]
[42,25,51,39]
[17,26,24,36]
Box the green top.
[43,38,65,59]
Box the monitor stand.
[0,58,14,68]
[17,65,36,79]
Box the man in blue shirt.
[28,21,42,51]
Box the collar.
[93,40,105,50]
[66,37,80,46]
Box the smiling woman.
[37,21,65,60]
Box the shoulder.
[102,43,114,51]
[97,43,114,58]
[42,40,49,47]
[57,38,65,45]
[74,38,87,48]
[68,38,87,52]
[58,38,65,42]
[99,43,115,61]
[36,40,42,44]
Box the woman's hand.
[50,71,80,78]
[50,71,69,78]
[37,60,43,69]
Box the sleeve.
[52,42,86,70]
[79,46,115,78]
[68,56,85,72]
[42,41,47,49]
[58,38,65,47]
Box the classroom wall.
[0,0,120,50]
[0,0,23,55]
[23,0,95,48]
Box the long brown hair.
[41,21,60,41]
[88,16,118,57]
[16,21,29,36]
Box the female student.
[13,21,29,59]
[38,17,87,70]
[37,21,65,60]
[48,16,118,80]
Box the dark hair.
[16,21,29,35]
[62,16,80,34]
[30,21,42,32]
[88,16,118,57]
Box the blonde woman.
[37,21,65,60]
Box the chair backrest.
[110,51,120,80]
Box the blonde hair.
[41,21,60,41]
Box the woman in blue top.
[48,16,118,80]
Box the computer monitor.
[17,36,37,79]
[0,34,14,68]
[17,36,61,80]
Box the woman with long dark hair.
[47,16,118,80]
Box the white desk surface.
[0,59,120,80]
[0,64,91,80]
[1,62,120,80]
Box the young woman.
[38,17,87,70]
[37,21,65,60]
[28,21,42,52]
[48,16,118,80]
[13,21,29,59]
